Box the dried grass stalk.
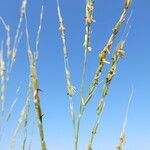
[28,119,35,150]
[0,0,25,113]
[116,87,133,150]
[21,81,32,150]
[87,41,126,150]
[57,0,76,132]
[13,0,27,52]
[10,106,26,149]
[58,1,132,150]
[84,4,131,106]
[10,82,31,150]
[6,82,22,122]
[84,0,95,51]
[21,5,44,150]
[75,1,95,149]
[25,7,47,149]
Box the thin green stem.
[21,82,32,150]
[87,114,101,150]
[34,100,47,150]
[75,49,87,150]
[75,0,95,148]
[69,96,76,145]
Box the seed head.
[118,49,125,58]
[85,17,96,24]
[59,25,65,32]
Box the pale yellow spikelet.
[125,0,132,9]
[59,25,65,32]
[117,41,125,58]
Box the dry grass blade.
[13,0,27,53]
[56,0,76,133]
[6,82,22,122]
[28,119,36,150]
[10,106,26,149]
[8,0,27,80]
[116,86,134,150]
[0,0,25,113]
[8,0,27,83]
[10,82,31,150]
[21,82,32,150]
[35,5,44,60]
[10,32,23,73]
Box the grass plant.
[0,0,133,149]
[57,0,132,150]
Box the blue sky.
[0,0,150,150]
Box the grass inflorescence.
[0,0,133,149]
[57,0,132,150]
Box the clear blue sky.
[0,0,150,150]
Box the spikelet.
[66,68,76,97]
[83,0,95,51]
[84,1,95,51]
[116,131,126,150]
[125,0,132,9]
[85,0,95,24]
